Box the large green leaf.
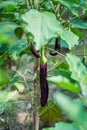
[70,18,87,29]
[48,70,80,93]
[40,100,63,125]
[54,92,87,129]
[66,54,87,97]
[22,9,62,50]
[22,9,79,50]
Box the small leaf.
[0,68,10,88]
[55,61,69,71]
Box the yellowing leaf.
[40,100,63,125]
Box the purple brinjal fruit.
[30,42,40,58]
[50,38,60,56]
[40,62,48,106]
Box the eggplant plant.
[0,0,87,130]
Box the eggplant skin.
[49,51,57,56]
[55,38,60,52]
[40,63,48,106]
[30,42,40,58]
[49,39,60,56]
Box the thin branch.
[45,47,66,58]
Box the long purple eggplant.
[29,42,40,58]
[50,38,60,56]
[40,62,48,106]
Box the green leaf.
[0,34,12,44]
[22,9,79,50]
[9,39,28,57]
[43,122,79,130]
[70,28,82,38]
[54,92,87,129]
[55,61,69,71]
[0,1,17,9]
[60,29,79,50]
[0,68,10,88]
[70,18,87,29]
[40,100,63,125]
[0,44,8,53]
[0,22,18,44]
[0,22,18,35]
[22,9,62,50]
[0,52,8,63]
[66,54,87,97]
[60,39,69,48]
[66,54,87,84]
[55,122,79,130]
[48,70,80,93]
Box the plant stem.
[45,47,66,58]
[29,0,34,8]
[55,4,60,13]
[33,57,39,130]
[40,46,47,64]
[34,0,39,9]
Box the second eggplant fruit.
[50,38,60,56]
[29,42,40,58]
